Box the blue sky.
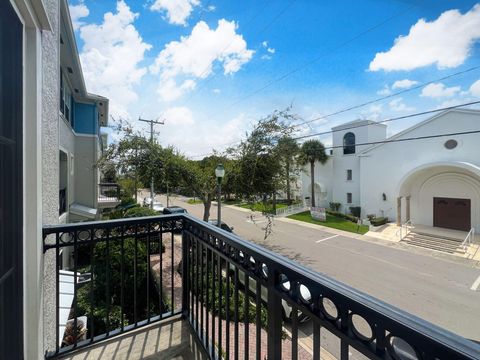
[69,0,480,157]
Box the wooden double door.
[433,197,471,231]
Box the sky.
[69,0,480,157]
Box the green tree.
[298,139,328,208]
[276,136,299,205]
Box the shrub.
[329,202,341,211]
[370,217,388,226]
[366,214,376,221]
[349,206,361,218]
[326,210,358,223]
[124,206,158,218]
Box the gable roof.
[359,108,480,155]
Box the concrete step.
[403,235,462,249]
[402,232,465,254]
[412,231,463,243]
[402,239,460,254]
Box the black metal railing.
[43,214,480,359]
[98,183,120,202]
[59,188,67,216]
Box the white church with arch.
[300,108,480,233]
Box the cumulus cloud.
[420,83,461,98]
[392,79,418,89]
[78,0,152,117]
[470,79,480,97]
[389,98,414,112]
[377,85,391,96]
[150,19,254,102]
[369,4,480,71]
[213,88,221,94]
[150,0,200,26]
[163,106,195,125]
[69,1,89,31]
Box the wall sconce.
[382,193,387,201]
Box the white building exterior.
[301,109,480,233]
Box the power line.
[293,65,480,129]
[189,100,480,159]
[293,100,480,140]
[212,3,416,115]
[322,129,480,150]
[183,0,296,103]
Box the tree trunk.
[286,161,291,205]
[310,161,315,208]
[272,192,277,213]
[203,194,211,221]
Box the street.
[145,193,480,346]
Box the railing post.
[181,230,189,317]
[267,269,282,360]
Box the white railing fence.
[275,202,308,217]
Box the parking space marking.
[470,275,480,291]
[316,235,339,243]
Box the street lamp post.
[215,164,225,227]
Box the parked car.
[163,206,188,215]
[208,219,234,233]
[152,202,164,212]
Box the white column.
[396,196,402,226]
[406,195,411,222]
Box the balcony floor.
[57,316,208,360]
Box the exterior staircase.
[401,231,465,254]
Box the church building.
[300,108,480,233]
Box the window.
[347,193,352,204]
[60,68,74,126]
[347,169,352,180]
[343,132,355,154]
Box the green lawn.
[237,202,288,214]
[187,199,203,204]
[288,211,369,234]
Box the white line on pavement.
[316,235,339,243]
[470,275,480,291]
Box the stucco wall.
[360,110,480,228]
[75,135,99,208]
[41,0,60,353]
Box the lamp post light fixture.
[215,164,225,227]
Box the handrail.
[461,227,475,251]
[42,214,480,359]
[396,219,413,240]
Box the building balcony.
[42,215,480,360]
[97,183,121,209]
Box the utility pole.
[138,117,164,209]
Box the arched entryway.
[397,162,480,232]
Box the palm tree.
[277,136,300,205]
[298,139,328,207]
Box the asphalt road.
[148,194,480,351]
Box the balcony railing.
[98,183,120,207]
[42,214,480,359]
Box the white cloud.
[150,0,200,26]
[150,19,254,101]
[470,79,480,97]
[78,0,152,117]
[389,98,414,112]
[69,1,89,31]
[369,4,480,71]
[377,85,391,96]
[361,104,383,121]
[207,5,216,12]
[213,88,221,94]
[392,79,418,90]
[262,40,275,54]
[163,106,194,125]
[420,83,461,98]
